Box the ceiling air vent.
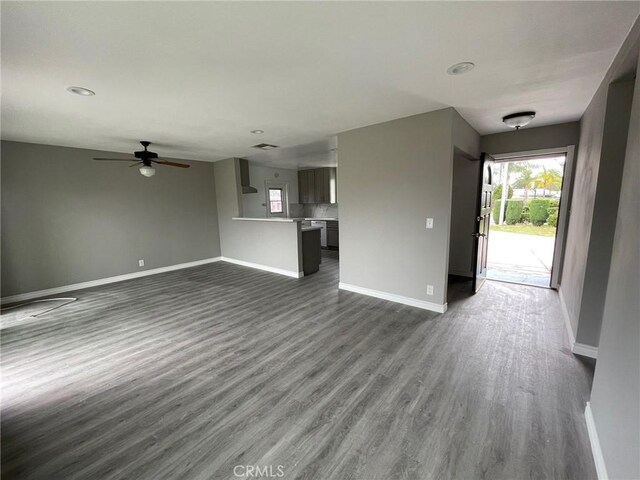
[252,143,279,150]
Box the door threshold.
[486,278,551,289]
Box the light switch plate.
[138,259,145,267]
[426,218,434,229]
[427,285,434,295]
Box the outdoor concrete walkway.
[487,230,555,287]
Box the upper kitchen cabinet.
[299,167,337,204]
[298,169,315,204]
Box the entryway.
[486,152,570,288]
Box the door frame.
[491,145,576,289]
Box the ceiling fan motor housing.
[134,141,158,164]
[134,150,158,159]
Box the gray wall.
[338,108,454,307]
[561,20,639,346]
[452,110,481,159]
[449,151,481,277]
[449,110,481,277]
[214,158,302,275]
[481,122,580,155]
[589,49,640,480]
[560,90,607,339]
[1,141,221,297]
[575,78,634,346]
[241,163,299,218]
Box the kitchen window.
[265,181,289,218]
[268,188,283,214]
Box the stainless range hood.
[238,158,258,194]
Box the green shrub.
[547,205,559,227]
[493,199,525,224]
[493,200,501,224]
[505,200,524,225]
[529,199,552,226]
[521,205,530,224]
[493,184,513,201]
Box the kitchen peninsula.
[231,217,322,276]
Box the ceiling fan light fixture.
[139,165,156,177]
[503,111,536,130]
[66,86,95,96]
[251,129,264,134]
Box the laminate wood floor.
[1,251,597,480]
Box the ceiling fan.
[93,141,190,177]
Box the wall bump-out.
[585,402,609,480]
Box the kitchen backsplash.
[304,203,339,218]
[289,203,305,218]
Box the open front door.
[472,153,495,293]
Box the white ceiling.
[2,2,638,167]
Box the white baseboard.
[559,287,576,345]
[572,343,598,359]
[1,257,222,305]
[338,282,447,313]
[558,288,598,358]
[585,402,608,480]
[220,257,303,279]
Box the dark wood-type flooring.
[1,250,597,479]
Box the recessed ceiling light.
[446,62,475,75]
[66,86,95,96]
[503,111,536,130]
[250,129,264,134]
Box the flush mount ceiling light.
[502,111,536,130]
[252,143,279,150]
[66,86,95,96]
[139,165,156,177]
[250,129,264,134]
[446,62,475,75]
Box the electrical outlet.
[427,285,434,296]
[426,218,434,229]
[138,259,145,267]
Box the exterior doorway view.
[487,154,567,287]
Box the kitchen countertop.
[232,217,338,222]
[304,217,339,221]
[232,217,299,222]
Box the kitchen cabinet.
[314,168,327,203]
[298,169,315,204]
[299,167,337,204]
[326,220,339,249]
[301,228,321,275]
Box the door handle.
[471,233,486,238]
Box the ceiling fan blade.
[153,159,191,168]
[93,157,137,162]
